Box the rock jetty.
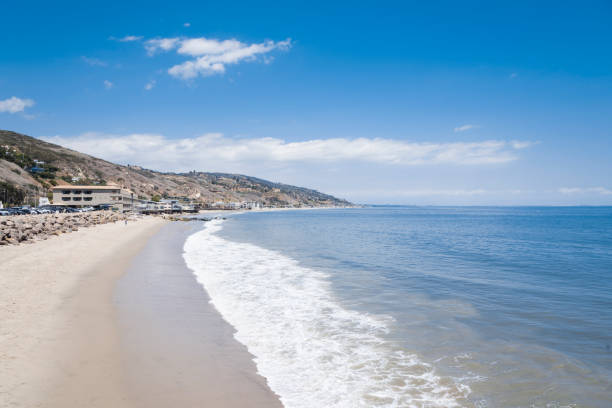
[0,212,130,245]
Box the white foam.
[183,220,468,407]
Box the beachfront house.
[51,183,144,211]
[28,166,45,174]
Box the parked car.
[94,204,113,211]
[0,210,9,216]
[81,206,94,212]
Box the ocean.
[183,207,612,408]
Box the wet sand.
[114,220,282,407]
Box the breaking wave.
[183,219,468,407]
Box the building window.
[84,191,92,194]
[84,197,93,201]
[62,190,70,194]
[62,197,70,201]
[73,197,82,201]
[73,190,82,194]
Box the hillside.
[0,130,351,207]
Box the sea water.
[183,207,612,407]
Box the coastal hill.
[0,130,351,207]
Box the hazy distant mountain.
[0,130,351,207]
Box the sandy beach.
[0,215,282,407]
[115,221,282,408]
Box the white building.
[52,183,143,211]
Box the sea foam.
[183,219,468,407]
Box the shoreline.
[0,213,283,407]
[115,221,282,407]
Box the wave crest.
[183,220,468,407]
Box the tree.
[0,181,26,206]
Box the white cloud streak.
[118,35,143,42]
[454,124,479,132]
[0,96,35,114]
[143,36,292,79]
[82,56,108,67]
[362,189,489,197]
[510,141,532,149]
[144,80,156,90]
[103,80,114,90]
[42,133,531,173]
[558,187,612,195]
[144,37,180,55]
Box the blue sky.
[1,1,611,204]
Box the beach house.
[51,183,143,211]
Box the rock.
[0,212,134,245]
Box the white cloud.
[183,22,191,27]
[558,187,612,195]
[338,188,531,197]
[510,140,532,149]
[42,133,532,173]
[142,36,292,79]
[144,37,181,55]
[369,189,488,197]
[118,35,143,42]
[144,80,156,90]
[103,80,114,90]
[454,124,479,132]
[0,96,35,114]
[82,56,108,67]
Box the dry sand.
[0,216,166,408]
[0,215,283,408]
